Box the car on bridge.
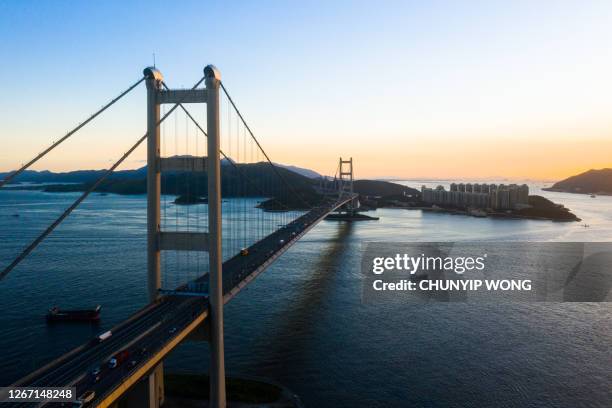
[73,390,95,407]
[109,349,130,368]
[91,366,101,383]
[96,330,112,343]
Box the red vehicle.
[109,349,130,369]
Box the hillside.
[0,160,242,185]
[34,162,321,210]
[2,162,418,211]
[544,168,612,195]
[353,180,419,197]
[0,168,146,184]
[513,195,580,221]
[274,163,321,179]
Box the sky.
[1,0,612,180]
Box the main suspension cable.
[0,76,206,281]
[0,76,146,188]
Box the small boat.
[468,208,488,218]
[46,305,101,323]
[590,194,596,198]
[582,224,590,228]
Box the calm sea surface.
[0,180,610,407]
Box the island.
[412,195,580,222]
[173,194,208,205]
[357,182,580,222]
[543,168,612,195]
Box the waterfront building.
[421,183,529,210]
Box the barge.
[46,305,101,323]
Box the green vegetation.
[414,195,580,221]
[173,194,208,205]
[352,181,422,210]
[325,212,379,220]
[353,179,419,197]
[513,195,580,221]
[256,197,310,211]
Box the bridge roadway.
[6,195,354,408]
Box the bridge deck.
[6,195,354,408]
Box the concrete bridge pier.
[116,363,164,408]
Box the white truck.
[97,330,112,343]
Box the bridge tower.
[338,157,357,212]
[325,157,379,220]
[144,66,226,407]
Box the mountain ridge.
[1,161,420,210]
[544,168,612,195]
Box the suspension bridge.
[0,65,359,408]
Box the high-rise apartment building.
[421,183,530,210]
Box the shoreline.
[2,184,582,221]
[387,206,581,222]
[542,188,612,196]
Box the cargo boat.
[46,305,101,322]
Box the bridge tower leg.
[205,65,227,408]
[339,157,356,213]
[143,67,165,408]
